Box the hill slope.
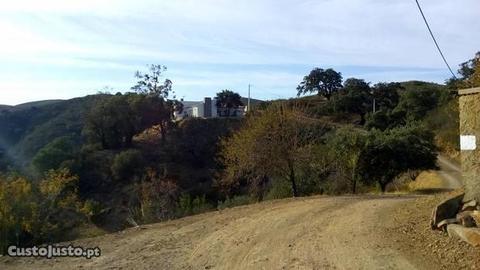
[0,95,107,168]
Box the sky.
[0,0,479,105]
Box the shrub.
[176,194,213,216]
[264,179,292,200]
[217,195,256,210]
[137,172,178,223]
[111,149,145,181]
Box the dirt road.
[1,194,443,270]
[2,158,477,269]
[436,155,462,189]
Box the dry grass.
[409,171,444,191]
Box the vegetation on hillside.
[0,51,478,252]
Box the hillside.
[0,95,107,168]
[400,80,446,92]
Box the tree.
[447,52,480,89]
[110,149,145,182]
[329,127,366,193]
[371,82,402,111]
[83,95,136,149]
[215,90,244,117]
[331,78,372,125]
[131,65,173,98]
[127,93,177,143]
[131,65,182,141]
[220,103,329,198]
[0,148,10,172]
[32,136,77,174]
[297,68,343,100]
[393,88,440,122]
[359,124,438,192]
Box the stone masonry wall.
[459,92,480,202]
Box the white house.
[175,97,246,120]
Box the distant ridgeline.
[0,95,107,170]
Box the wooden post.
[458,87,480,202]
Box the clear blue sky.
[0,0,479,105]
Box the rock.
[437,218,458,231]
[457,211,477,227]
[471,210,480,225]
[447,224,480,247]
[462,200,477,212]
[431,193,464,230]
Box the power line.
[414,0,457,79]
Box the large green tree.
[84,95,136,149]
[215,90,244,117]
[393,88,440,122]
[359,124,438,192]
[332,78,372,125]
[297,68,343,100]
[32,136,77,174]
[371,82,402,111]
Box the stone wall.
[459,87,480,202]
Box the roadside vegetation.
[0,52,478,253]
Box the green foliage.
[393,87,442,122]
[0,147,10,172]
[80,199,103,220]
[215,90,244,117]
[131,64,182,140]
[264,179,293,200]
[0,176,37,253]
[217,195,255,210]
[331,78,372,125]
[171,118,241,168]
[0,169,86,254]
[297,68,343,100]
[447,52,480,89]
[220,103,330,198]
[358,124,438,192]
[0,95,103,168]
[131,64,174,99]
[84,95,137,149]
[328,127,367,193]
[176,194,213,216]
[111,149,145,182]
[32,136,77,174]
[372,82,402,111]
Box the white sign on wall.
[460,135,477,150]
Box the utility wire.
[414,0,457,79]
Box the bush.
[111,149,145,181]
[136,172,179,223]
[0,169,86,254]
[217,195,256,210]
[176,194,213,216]
[264,179,293,200]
